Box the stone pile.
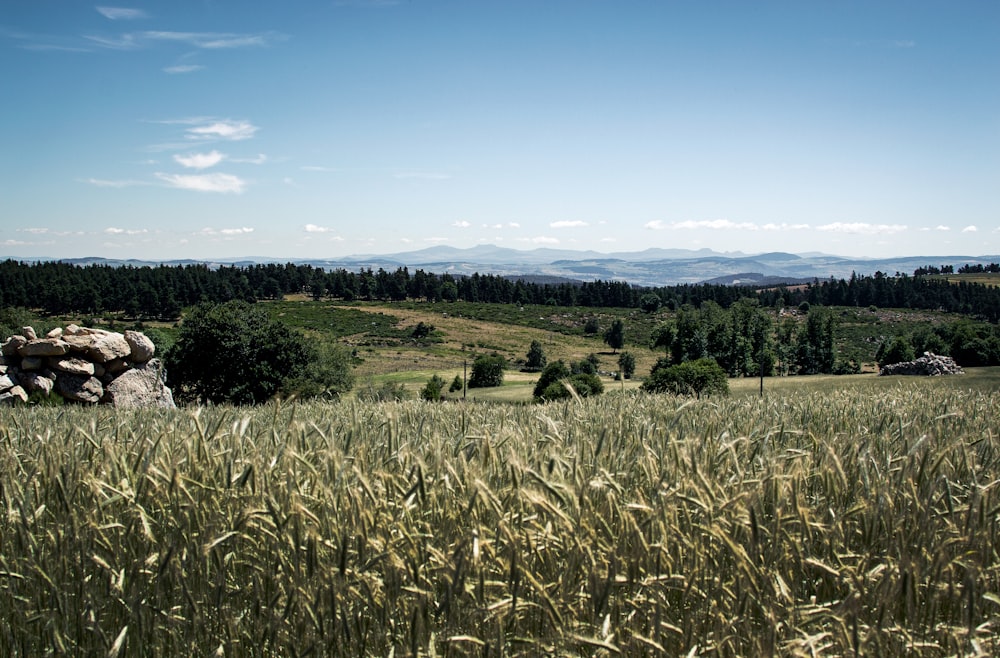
[0,325,175,407]
[879,352,964,377]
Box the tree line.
[2,259,1000,323]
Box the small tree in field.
[524,340,547,372]
[618,351,636,379]
[603,319,625,353]
[420,374,445,401]
[449,374,463,393]
[468,354,505,388]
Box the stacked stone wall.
[879,352,964,377]
[0,325,174,407]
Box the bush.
[421,374,446,401]
[533,360,603,401]
[166,300,353,404]
[583,318,601,335]
[641,357,729,398]
[468,354,505,388]
[356,380,409,402]
[449,374,464,393]
[877,335,915,366]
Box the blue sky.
[1,0,998,260]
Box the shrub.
[533,360,603,401]
[618,351,636,379]
[468,354,505,388]
[449,374,464,393]
[166,300,352,404]
[421,374,446,401]
[641,357,729,398]
[877,335,915,366]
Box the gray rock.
[2,335,27,356]
[0,373,17,392]
[880,352,964,377]
[124,330,155,363]
[19,338,71,357]
[21,372,54,396]
[105,359,174,408]
[47,356,96,377]
[105,357,131,375]
[0,386,28,405]
[88,332,131,363]
[55,374,104,404]
[45,327,63,339]
[21,326,37,340]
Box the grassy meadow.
[2,378,1000,656]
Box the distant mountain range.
[30,246,1000,287]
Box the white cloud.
[142,31,282,49]
[761,223,810,231]
[508,222,521,228]
[96,7,149,20]
[645,219,760,231]
[304,224,335,233]
[156,172,247,193]
[962,225,978,233]
[20,228,50,234]
[197,227,254,236]
[816,222,907,235]
[84,177,147,188]
[104,227,148,235]
[550,220,589,228]
[173,150,225,169]
[2,239,29,246]
[526,236,559,245]
[164,64,204,74]
[186,120,258,141]
[452,220,471,228]
[935,225,951,231]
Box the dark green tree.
[876,335,915,366]
[420,374,446,401]
[650,323,676,358]
[618,351,636,379]
[603,319,625,353]
[166,300,352,404]
[640,293,661,313]
[524,340,547,372]
[796,307,836,374]
[449,374,464,393]
[583,317,601,335]
[468,354,505,388]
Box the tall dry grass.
[1,385,999,656]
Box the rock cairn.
[0,325,175,407]
[879,352,964,377]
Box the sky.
[1,0,998,261]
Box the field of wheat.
[1,384,999,656]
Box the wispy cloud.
[452,220,471,228]
[173,150,226,169]
[83,177,149,188]
[19,228,51,235]
[761,222,810,231]
[156,172,247,193]
[163,64,204,74]
[301,165,335,172]
[85,30,284,51]
[96,7,149,20]
[524,236,559,245]
[104,227,148,235]
[186,120,258,141]
[645,219,759,231]
[304,224,336,233]
[550,220,589,228]
[962,225,978,233]
[816,222,907,235]
[197,227,255,236]
[233,154,267,165]
[935,225,951,231]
